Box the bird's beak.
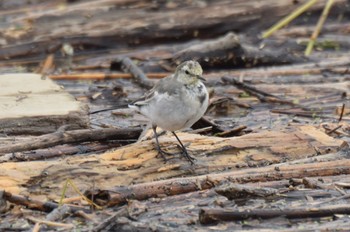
[197,76,206,81]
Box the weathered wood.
[2,190,90,213]
[0,0,346,61]
[102,158,350,206]
[0,127,142,155]
[91,206,129,232]
[207,57,350,79]
[112,57,154,89]
[0,73,89,135]
[174,32,306,68]
[215,183,279,200]
[0,126,344,196]
[3,142,122,162]
[199,204,350,224]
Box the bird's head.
[174,60,205,85]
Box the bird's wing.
[131,74,177,107]
[132,85,157,106]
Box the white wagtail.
[129,60,209,164]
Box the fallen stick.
[222,76,295,105]
[49,72,168,80]
[339,103,346,122]
[199,204,350,224]
[6,142,121,162]
[215,125,247,137]
[112,57,154,88]
[36,54,55,74]
[302,177,335,190]
[215,183,279,200]
[271,108,350,121]
[93,158,350,207]
[173,32,306,68]
[214,57,350,78]
[2,191,90,213]
[26,216,74,229]
[91,206,129,232]
[46,205,72,222]
[0,128,142,155]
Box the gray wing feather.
[131,74,180,107]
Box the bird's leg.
[171,131,196,165]
[152,126,172,162]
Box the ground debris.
[1,0,350,231]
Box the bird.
[129,60,209,164]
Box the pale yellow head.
[175,60,205,85]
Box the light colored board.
[0,73,89,135]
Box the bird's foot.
[154,144,195,165]
[179,147,196,165]
[154,146,174,163]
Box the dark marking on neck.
[198,93,207,106]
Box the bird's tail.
[89,103,129,114]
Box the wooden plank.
[0,73,89,135]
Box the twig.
[199,204,350,224]
[189,126,213,134]
[222,76,295,105]
[305,0,335,56]
[271,108,350,122]
[215,183,279,200]
[46,205,72,221]
[313,193,350,206]
[302,177,334,190]
[7,142,120,162]
[325,125,342,135]
[91,206,129,232]
[113,57,154,89]
[27,216,74,229]
[0,190,7,213]
[215,125,247,137]
[32,223,41,232]
[36,54,55,75]
[2,190,90,213]
[338,103,346,122]
[262,0,318,38]
[75,210,95,222]
[0,127,142,155]
[39,205,72,231]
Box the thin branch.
[113,57,154,89]
[262,0,318,38]
[0,128,142,155]
[338,103,346,122]
[305,0,335,55]
[2,190,90,213]
[199,204,350,224]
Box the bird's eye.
[185,70,190,75]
